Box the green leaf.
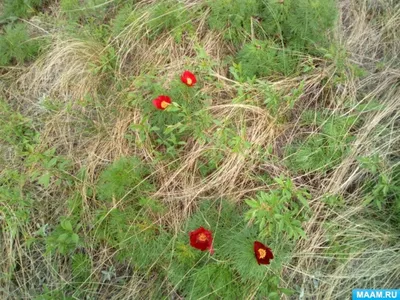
[38,172,51,188]
[71,233,79,244]
[259,218,266,232]
[25,237,37,248]
[61,220,73,232]
[268,292,279,300]
[245,199,259,208]
[280,288,295,296]
[297,194,310,208]
[46,157,58,168]
[57,233,69,243]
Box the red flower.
[189,226,214,255]
[152,95,171,110]
[180,70,197,87]
[254,241,274,265]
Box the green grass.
[1,0,399,299]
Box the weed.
[45,218,81,254]
[207,0,262,44]
[286,111,358,174]
[1,0,43,20]
[0,23,41,66]
[96,156,154,202]
[245,176,310,239]
[260,0,337,52]
[236,39,299,79]
[358,155,400,211]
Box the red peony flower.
[152,95,171,110]
[180,70,197,87]
[189,226,214,255]
[254,241,274,265]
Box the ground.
[0,0,399,299]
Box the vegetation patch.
[1,0,399,298]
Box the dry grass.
[19,38,107,100]
[282,0,400,298]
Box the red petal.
[189,227,213,252]
[254,241,274,265]
[152,95,171,110]
[180,70,197,87]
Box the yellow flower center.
[160,101,170,109]
[198,233,207,242]
[186,78,192,85]
[258,248,267,259]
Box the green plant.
[111,3,136,36]
[260,0,337,53]
[60,0,80,21]
[0,23,41,65]
[71,253,92,282]
[148,0,195,42]
[0,183,32,235]
[128,73,211,158]
[217,224,294,299]
[89,46,117,75]
[96,156,154,202]
[0,99,39,152]
[46,218,81,254]
[286,111,357,173]
[358,155,400,211]
[245,176,310,239]
[185,264,243,299]
[26,148,74,189]
[236,39,299,79]
[167,201,244,298]
[207,0,262,44]
[34,288,74,300]
[94,206,172,271]
[1,0,43,20]
[167,200,294,299]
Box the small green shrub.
[148,0,195,42]
[60,0,117,26]
[359,155,400,212]
[0,99,39,152]
[1,0,43,20]
[34,288,74,300]
[0,23,41,66]
[46,218,81,254]
[185,264,243,299]
[244,176,310,240]
[112,0,194,42]
[94,207,172,271]
[71,253,92,283]
[60,0,81,21]
[70,253,94,298]
[261,0,337,52]
[207,0,262,44]
[96,156,154,202]
[0,185,32,230]
[207,0,337,50]
[111,3,138,36]
[236,39,299,79]
[286,111,357,173]
[26,148,74,189]
[167,201,244,298]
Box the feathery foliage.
[0,23,41,66]
[96,156,154,202]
